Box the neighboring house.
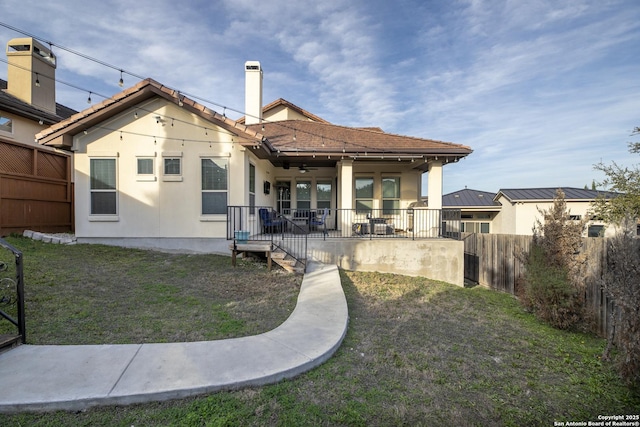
[442,188,501,234]
[36,61,472,253]
[1,38,76,147]
[442,187,620,237]
[0,38,76,235]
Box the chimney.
[6,37,57,115]
[244,61,262,125]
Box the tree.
[518,189,589,330]
[591,127,640,223]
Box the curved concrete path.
[0,263,347,413]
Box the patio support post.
[338,160,354,233]
[427,159,443,237]
[427,159,443,210]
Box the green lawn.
[0,236,638,426]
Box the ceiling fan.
[298,164,317,173]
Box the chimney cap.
[7,37,57,67]
[245,60,261,71]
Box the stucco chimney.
[244,61,262,125]
[6,37,57,115]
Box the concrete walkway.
[0,263,348,413]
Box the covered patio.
[227,205,464,286]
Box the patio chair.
[310,208,329,235]
[258,208,286,233]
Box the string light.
[0,25,452,161]
[35,73,40,87]
[119,131,123,141]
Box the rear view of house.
[35,61,472,284]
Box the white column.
[427,160,443,210]
[339,160,353,233]
[339,160,353,209]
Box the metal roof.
[497,187,619,202]
[443,189,500,207]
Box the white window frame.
[89,155,119,221]
[136,153,156,182]
[355,176,374,215]
[316,180,332,213]
[201,156,229,216]
[382,176,400,214]
[276,180,291,215]
[296,180,312,211]
[162,151,183,182]
[249,163,256,214]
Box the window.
[382,177,400,214]
[0,115,12,133]
[355,177,374,214]
[201,158,228,215]
[317,181,332,212]
[276,181,291,214]
[296,181,311,211]
[164,158,181,175]
[162,152,182,181]
[588,225,604,237]
[569,215,582,220]
[90,158,117,215]
[461,222,490,234]
[249,164,256,213]
[137,158,154,175]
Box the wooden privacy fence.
[0,139,73,236]
[463,233,616,339]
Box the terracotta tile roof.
[246,119,472,157]
[236,98,329,124]
[36,78,265,149]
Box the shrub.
[518,189,589,330]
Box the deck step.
[230,243,304,274]
[271,250,287,260]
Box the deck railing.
[227,206,308,269]
[227,206,461,241]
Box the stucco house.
[442,187,621,237]
[35,61,472,284]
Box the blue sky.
[1,0,638,194]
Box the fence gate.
[0,238,25,351]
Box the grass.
[1,237,639,426]
[0,236,301,344]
